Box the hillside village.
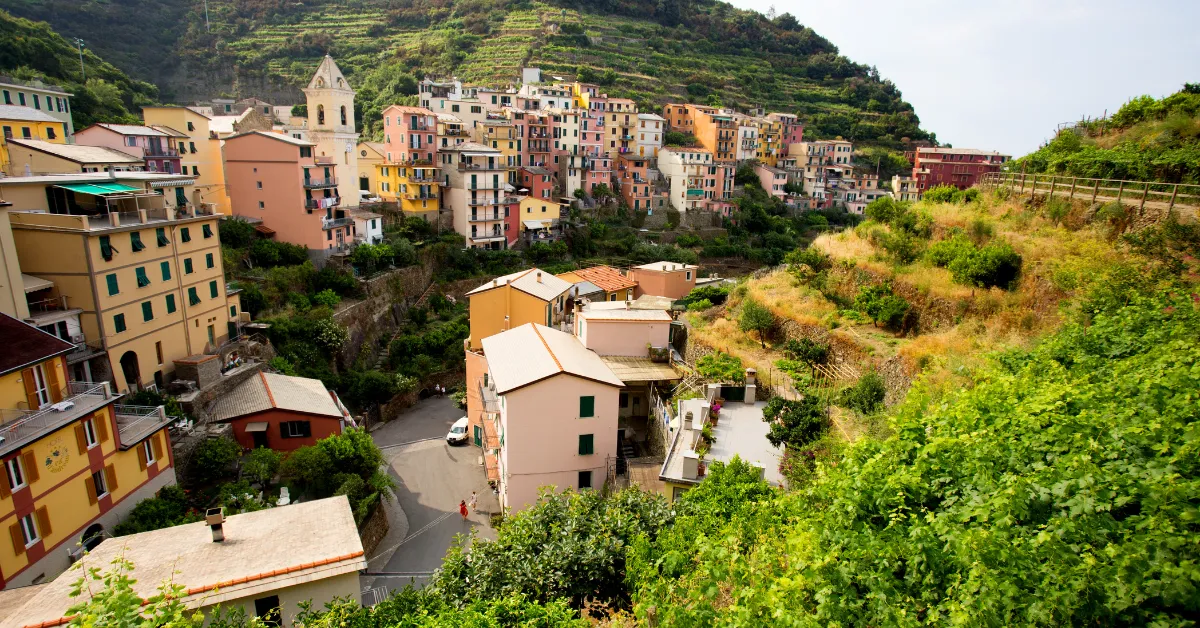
[0,11,1196,627]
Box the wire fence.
[980,171,1200,218]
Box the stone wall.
[334,258,436,368]
[358,501,390,558]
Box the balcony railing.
[0,381,114,456]
[304,177,338,189]
[306,196,341,210]
[408,174,438,182]
[321,217,354,230]
[478,377,500,414]
[468,213,503,222]
[114,404,174,448]
[468,197,502,206]
[27,295,70,314]
[144,146,180,158]
[458,162,500,171]
[315,155,335,165]
[404,192,438,201]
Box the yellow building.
[476,119,521,183]
[518,196,561,234]
[0,314,176,589]
[375,162,440,216]
[1,172,229,393]
[355,141,386,200]
[0,106,68,175]
[465,268,572,351]
[142,106,232,215]
[756,119,783,167]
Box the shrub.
[218,218,256,249]
[191,437,240,484]
[342,369,398,407]
[853,284,910,330]
[243,447,282,485]
[682,284,731,306]
[675,233,703,247]
[922,184,959,204]
[949,241,1023,289]
[839,370,886,414]
[762,396,827,450]
[313,317,349,353]
[927,234,975,267]
[112,486,197,536]
[687,298,713,311]
[782,338,829,368]
[696,351,745,384]
[784,246,831,273]
[311,289,341,308]
[738,297,776,348]
[864,196,906,223]
[881,231,923,264]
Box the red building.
[911,147,1010,191]
[211,372,351,451]
[616,153,652,210]
[519,166,555,201]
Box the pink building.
[911,147,1010,191]
[519,166,555,200]
[754,163,788,200]
[381,105,438,164]
[587,155,613,197]
[767,113,805,151]
[224,131,353,254]
[576,309,671,357]
[478,323,623,510]
[73,123,183,174]
[628,261,698,300]
[616,153,652,210]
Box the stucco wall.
[579,319,669,357]
[203,571,361,628]
[228,410,342,452]
[629,267,696,300]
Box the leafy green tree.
[738,297,776,347]
[948,241,1023,289]
[864,196,905,223]
[853,284,909,330]
[65,556,201,628]
[782,338,829,370]
[761,396,827,450]
[217,218,256,249]
[113,486,198,536]
[311,289,340,308]
[927,233,975,267]
[696,351,745,384]
[663,130,699,147]
[838,370,885,414]
[242,447,282,485]
[190,437,240,484]
[922,184,959,203]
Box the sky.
[726,0,1200,157]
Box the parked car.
[446,416,470,445]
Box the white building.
[636,113,665,158]
[351,208,384,244]
[658,147,716,212]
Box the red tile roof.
[568,266,636,293]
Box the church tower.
[303,55,360,208]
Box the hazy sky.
[726,0,1200,157]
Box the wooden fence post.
[1030,175,1037,200]
[1048,178,1056,200]
[1116,181,1124,206]
[1169,183,1179,212]
[1068,178,1077,202]
[1091,180,1099,205]
[1139,184,1148,213]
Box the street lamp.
[72,38,85,82]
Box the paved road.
[363,397,497,595]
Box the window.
[578,470,593,489]
[184,258,193,274]
[114,314,126,333]
[300,147,312,158]
[578,434,594,455]
[1,90,8,104]
[135,266,150,288]
[18,93,25,106]
[254,595,282,627]
[106,273,119,295]
[187,121,194,132]
[256,180,263,190]
[143,439,156,465]
[230,305,238,318]
[142,301,153,322]
[282,421,312,438]
[258,201,265,209]
[192,166,199,176]
[160,261,171,281]
[18,513,39,547]
[202,224,213,239]
[207,324,215,345]
[1,126,8,139]
[165,294,176,314]
[180,227,191,242]
[32,94,39,109]
[92,469,109,498]
[46,127,56,140]
[6,456,27,491]
[126,136,137,147]
[188,287,200,305]
[209,280,218,298]
[156,341,164,365]
[156,227,169,246]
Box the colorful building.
[658,147,730,212]
[0,106,68,175]
[376,162,440,216]
[616,154,653,210]
[464,268,571,351]
[5,140,143,175]
[74,124,183,175]
[436,113,469,151]
[0,78,74,135]
[302,56,361,210]
[211,372,350,452]
[754,118,784,166]
[660,397,781,501]
[225,130,353,255]
[755,163,788,200]
[354,141,386,200]
[141,106,232,215]
[381,105,438,165]
[557,266,637,303]
[890,175,921,202]
[628,261,699,300]
[476,118,521,182]
[441,142,508,249]
[636,113,664,158]
[910,147,1010,191]
[0,314,176,589]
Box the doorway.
[359,176,370,191]
[82,523,105,551]
[252,430,269,449]
[119,351,140,391]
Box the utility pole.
[73,38,86,82]
[203,0,211,31]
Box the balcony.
[304,177,338,189]
[113,404,174,450]
[321,217,354,230]
[469,213,503,223]
[144,146,180,158]
[306,196,341,210]
[458,162,500,171]
[404,192,438,201]
[315,155,335,165]
[0,381,115,457]
[478,377,501,414]
[10,203,215,233]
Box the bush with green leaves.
[190,437,240,484]
[242,447,283,485]
[278,429,393,524]
[674,233,703,247]
[927,233,976,267]
[838,370,886,414]
[696,351,745,384]
[949,241,1023,289]
[852,283,910,330]
[218,218,256,249]
[65,557,200,627]
[113,485,199,536]
[922,184,960,204]
[738,297,776,348]
[782,338,829,369]
[681,283,731,306]
[311,289,341,308]
[864,196,907,223]
[686,298,713,311]
[784,246,832,273]
[761,395,828,450]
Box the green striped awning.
[56,183,142,196]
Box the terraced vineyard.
[1,0,933,146]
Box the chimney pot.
[206,507,226,543]
[537,271,542,282]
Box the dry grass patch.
[746,269,837,326]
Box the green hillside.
[0,0,934,149]
[1015,84,1200,183]
[0,9,158,127]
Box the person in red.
[459,500,468,521]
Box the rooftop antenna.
[73,38,86,82]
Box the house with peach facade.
[616,153,652,210]
[628,261,698,300]
[557,265,636,303]
[224,131,353,255]
[477,323,623,510]
[755,163,788,200]
[74,124,183,175]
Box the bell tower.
[303,55,360,207]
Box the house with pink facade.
[478,323,623,510]
[73,123,183,175]
[224,130,353,255]
[628,261,698,299]
[755,163,788,200]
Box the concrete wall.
[204,571,361,628]
[579,318,669,357]
[629,266,697,300]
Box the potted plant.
[710,402,722,425]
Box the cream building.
[302,56,360,210]
[141,106,232,215]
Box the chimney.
[662,264,667,271]
[625,299,631,310]
[683,411,693,433]
[206,507,226,543]
[536,271,542,282]
[492,279,497,287]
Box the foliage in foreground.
[629,291,1200,625]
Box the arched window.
[340,105,347,126]
[317,105,325,125]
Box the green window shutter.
[166,294,176,314]
[229,305,237,318]
[202,224,213,238]
[160,261,171,281]
[184,258,193,274]
[130,232,145,252]
[113,314,126,333]
[105,273,119,296]
[206,253,214,269]
[141,301,153,322]
[580,396,595,418]
[99,235,116,261]
[209,281,218,298]
[135,267,150,288]
[156,227,169,246]
[188,287,199,305]
[578,434,594,456]
[181,227,191,242]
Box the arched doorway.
[119,351,140,391]
[82,523,104,551]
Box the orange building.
[224,131,353,255]
[663,104,735,162]
[628,261,698,300]
[616,154,652,210]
